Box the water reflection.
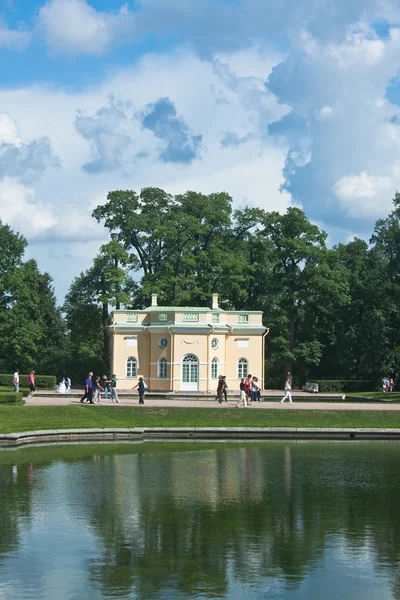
[0,442,399,599]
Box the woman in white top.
[280,380,292,404]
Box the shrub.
[308,380,374,393]
[0,392,23,404]
[0,374,56,389]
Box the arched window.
[237,358,248,379]
[126,357,138,378]
[211,357,219,379]
[182,354,199,384]
[158,358,168,379]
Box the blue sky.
[1,0,400,301]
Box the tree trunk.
[103,301,110,370]
[114,257,121,310]
[285,316,296,383]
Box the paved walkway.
[25,396,400,410]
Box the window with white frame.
[211,338,219,350]
[211,357,219,379]
[126,357,138,378]
[159,337,168,348]
[158,358,168,378]
[158,313,167,322]
[238,314,249,324]
[127,312,138,323]
[182,312,199,322]
[237,358,248,378]
[212,313,220,323]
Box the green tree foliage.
[63,240,137,376]
[0,258,67,375]
[92,188,250,307]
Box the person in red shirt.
[244,374,252,405]
[27,370,35,400]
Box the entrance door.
[181,354,199,391]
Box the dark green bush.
[308,380,374,393]
[0,374,56,389]
[0,392,23,403]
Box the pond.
[0,441,399,599]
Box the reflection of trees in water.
[2,443,400,598]
[0,463,34,559]
[78,443,400,599]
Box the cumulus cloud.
[38,0,134,55]
[0,20,30,51]
[0,113,59,182]
[0,178,58,239]
[74,100,134,173]
[265,26,400,228]
[139,97,202,164]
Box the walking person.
[27,370,35,400]
[110,374,120,403]
[65,376,71,393]
[217,375,224,404]
[236,378,247,408]
[133,377,146,404]
[102,375,110,399]
[222,376,228,402]
[80,372,93,404]
[251,377,260,403]
[93,376,104,404]
[280,378,292,404]
[13,369,19,393]
[244,374,252,405]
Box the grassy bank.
[0,405,400,433]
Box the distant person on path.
[133,377,146,404]
[280,378,292,404]
[57,378,66,393]
[236,378,247,408]
[93,376,104,404]
[110,374,120,403]
[382,377,388,392]
[102,375,111,399]
[222,376,228,402]
[217,376,224,404]
[80,372,93,404]
[245,374,252,405]
[27,370,35,400]
[389,378,395,392]
[251,377,260,403]
[65,377,71,393]
[13,369,19,393]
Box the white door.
[181,354,199,391]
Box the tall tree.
[92,188,250,307]
[246,208,350,384]
[64,240,136,374]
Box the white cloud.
[0,21,30,51]
[0,113,22,146]
[333,171,392,200]
[0,178,58,238]
[38,0,134,55]
[333,172,393,218]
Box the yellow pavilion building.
[110,294,267,392]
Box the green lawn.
[0,405,400,433]
[348,392,400,400]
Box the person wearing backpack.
[133,377,147,404]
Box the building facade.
[110,294,267,392]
